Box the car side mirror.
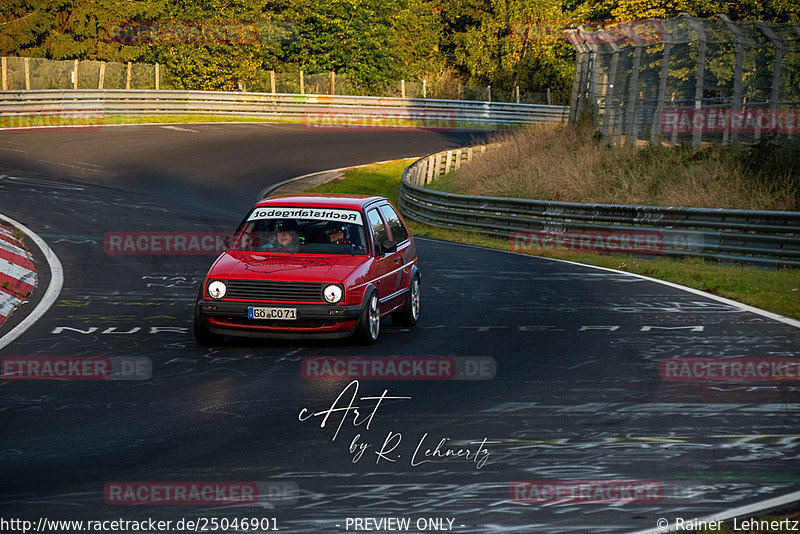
[382,240,397,254]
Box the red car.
[194,194,420,344]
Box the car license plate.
[248,307,297,320]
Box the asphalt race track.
[1,123,799,533]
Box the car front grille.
[223,280,325,302]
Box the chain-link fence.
[244,71,552,102]
[566,14,800,147]
[1,56,553,104]
[0,57,168,90]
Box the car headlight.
[323,284,343,304]
[207,280,227,299]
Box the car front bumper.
[197,300,363,339]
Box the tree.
[439,0,574,101]
[593,0,799,23]
[140,0,280,90]
[0,0,166,61]
[278,0,402,87]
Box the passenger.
[325,221,351,245]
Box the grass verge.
[307,159,800,320]
[432,122,800,211]
[0,114,513,130]
[0,114,294,129]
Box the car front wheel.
[392,274,420,327]
[354,289,380,344]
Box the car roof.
[255,194,387,210]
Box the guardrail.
[399,145,800,268]
[0,89,569,127]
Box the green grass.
[308,158,800,320]
[0,114,516,130]
[308,159,415,200]
[0,114,295,129]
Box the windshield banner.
[247,208,363,225]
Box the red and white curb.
[0,214,63,351]
[0,223,36,326]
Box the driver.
[271,219,299,252]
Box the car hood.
[208,251,368,283]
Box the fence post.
[126,62,132,89]
[486,85,491,102]
[625,37,643,146]
[715,15,743,145]
[457,83,462,100]
[755,21,784,115]
[330,71,335,95]
[651,36,671,145]
[98,61,106,90]
[670,92,678,147]
[300,70,304,95]
[601,40,620,144]
[155,63,160,90]
[422,78,426,98]
[547,87,551,105]
[1,57,6,90]
[565,31,587,125]
[515,85,520,104]
[683,15,706,147]
[401,79,405,98]
[73,59,78,89]
[270,70,276,93]
[24,57,30,90]
[587,45,597,114]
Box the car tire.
[193,296,225,346]
[354,289,380,344]
[392,274,420,327]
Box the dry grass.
[439,122,799,210]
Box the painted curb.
[0,223,37,327]
[0,214,63,352]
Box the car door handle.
[394,257,402,263]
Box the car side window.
[367,209,390,256]
[379,204,408,244]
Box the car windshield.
[230,208,368,255]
